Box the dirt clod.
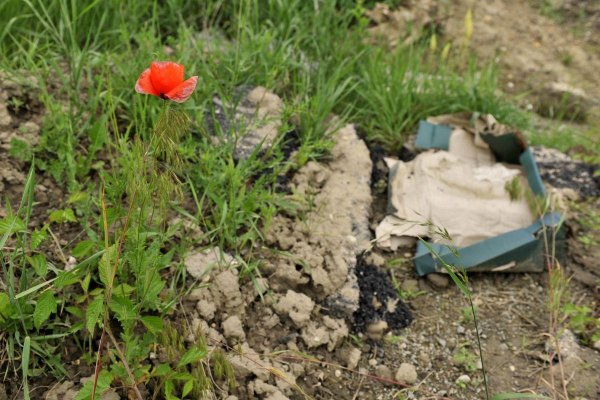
[43,381,77,400]
[395,362,418,384]
[222,315,246,342]
[274,290,314,328]
[184,247,235,280]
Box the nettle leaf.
[68,191,88,205]
[99,245,117,287]
[30,226,48,250]
[27,254,48,277]
[49,208,77,224]
[141,315,163,334]
[72,240,96,259]
[177,347,207,368]
[164,380,178,400]
[109,295,136,324]
[0,215,27,234]
[182,379,194,397]
[154,363,172,377]
[86,296,104,334]
[0,292,15,322]
[33,290,57,329]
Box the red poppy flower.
[135,61,198,103]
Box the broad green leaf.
[109,295,136,324]
[99,245,117,287]
[81,273,92,293]
[141,315,163,334]
[177,347,207,368]
[68,191,88,204]
[112,283,135,295]
[86,296,104,334]
[0,292,14,322]
[33,290,57,329]
[164,380,178,400]
[72,240,96,258]
[49,208,77,224]
[154,363,172,377]
[27,254,47,277]
[182,379,194,397]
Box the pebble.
[343,347,362,369]
[334,369,342,378]
[426,273,450,288]
[375,365,393,380]
[395,363,418,384]
[366,320,388,340]
[368,358,378,367]
[437,338,447,348]
[456,325,465,334]
[594,340,600,351]
[509,365,515,372]
[456,374,471,384]
[401,279,419,293]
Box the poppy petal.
[135,68,159,96]
[165,76,198,103]
[150,61,184,95]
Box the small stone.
[509,365,515,372]
[437,338,447,348]
[43,381,78,400]
[456,325,465,334]
[334,369,342,378]
[101,389,120,400]
[418,352,430,365]
[366,320,388,340]
[366,252,386,267]
[368,358,378,367]
[456,374,471,384]
[340,346,362,369]
[401,279,419,293]
[375,365,393,380]
[395,363,418,384]
[222,315,245,341]
[426,273,449,288]
[264,390,289,400]
[594,340,600,351]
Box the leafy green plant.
[453,345,480,372]
[561,303,600,345]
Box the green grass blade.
[22,336,31,400]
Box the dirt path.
[444,0,600,120]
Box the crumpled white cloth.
[376,128,535,250]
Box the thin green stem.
[470,297,490,400]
